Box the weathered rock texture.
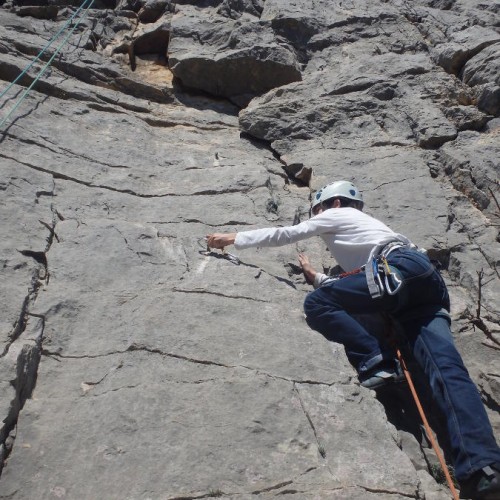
[0,0,499,498]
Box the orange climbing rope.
[385,317,460,500]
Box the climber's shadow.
[355,314,454,474]
[375,356,452,462]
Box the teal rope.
[0,0,92,101]
[0,0,95,130]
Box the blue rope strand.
[0,0,95,130]
[0,0,92,101]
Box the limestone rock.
[129,17,170,65]
[168,6,302,105]
[432,26,500,75]
[462,42,500,88]
[477,83,500,116]
[11,5,59,18]
[137,0,171,23]
[217,0,263,20]
[0,0,499,498]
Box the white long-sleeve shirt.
[234,207,411,272]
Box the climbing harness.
[384,316,460,500]
[317,240,409,295]
[198,237,240,265]
[379,256,403,296]
[315,266,364,288]
[365,239,410,298]
[0,0,95,129]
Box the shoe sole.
[362,376,407,391]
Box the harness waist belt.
[365,240,416,298]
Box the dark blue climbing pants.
[303,247,500,480]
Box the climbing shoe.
[459,463,500,499]
[360,360,405,390]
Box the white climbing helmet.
[311,180,364,213]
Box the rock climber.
[206,180,500,499]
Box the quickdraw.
[379,256,404,296]
[198,237,241,265]
[366,240,411,298]
[331,255,404,297]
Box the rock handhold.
[11,5,58,19]
[217,0,264,20]
[131,18,170,56]
[461,42,500,87]
[168,7,302,106]
[239,53,457,154]
[431,26,500,75]
[137,0,172,23]
[477,84,500,116]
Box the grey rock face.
[462,43,500,87]
[168,6,302,105]
[137,0,171,23]
[0,0,499,498]
[217,0,263,20]
[431,26,500,75]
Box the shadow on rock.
[375,347,455,485]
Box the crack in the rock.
[172,287,270,303]
[370,175,428,192]
[80,360,125,396]
[86,103,128,115]
[5,131,131,170]
[371,140,415,147]
[0,151,262,198]
[250,480,294,495]
[452,216,500,281]
[0,311,45,476]
[3,216,56,356]
[41,345,336,387]
[239,133,309,187]
[325,79,385,97]
[359,485,418,498]
[293,383,326,459]
[167,491,228,500]
[0,202,59,474]
[126,344,233,368]
[143,116,232,132]
[96,93,152,114]
[481,388,500,414]
[272,486,344,496]
[86,384,140,397]
[175,378,221,385]
[38,218,59,243]
[166,466,321,499]
[125,346,336,391]
[237,258,298,290]
[42,348,131,360]
[17,249,47,268]
[182,219,254,227]
[239,364,336,387]
[193,248,298,290]
[111,226,169,267]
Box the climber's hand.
[206,233,237,250]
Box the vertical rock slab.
[0,0,499,498]
[0,356,335,498]
[0,163,53,352]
